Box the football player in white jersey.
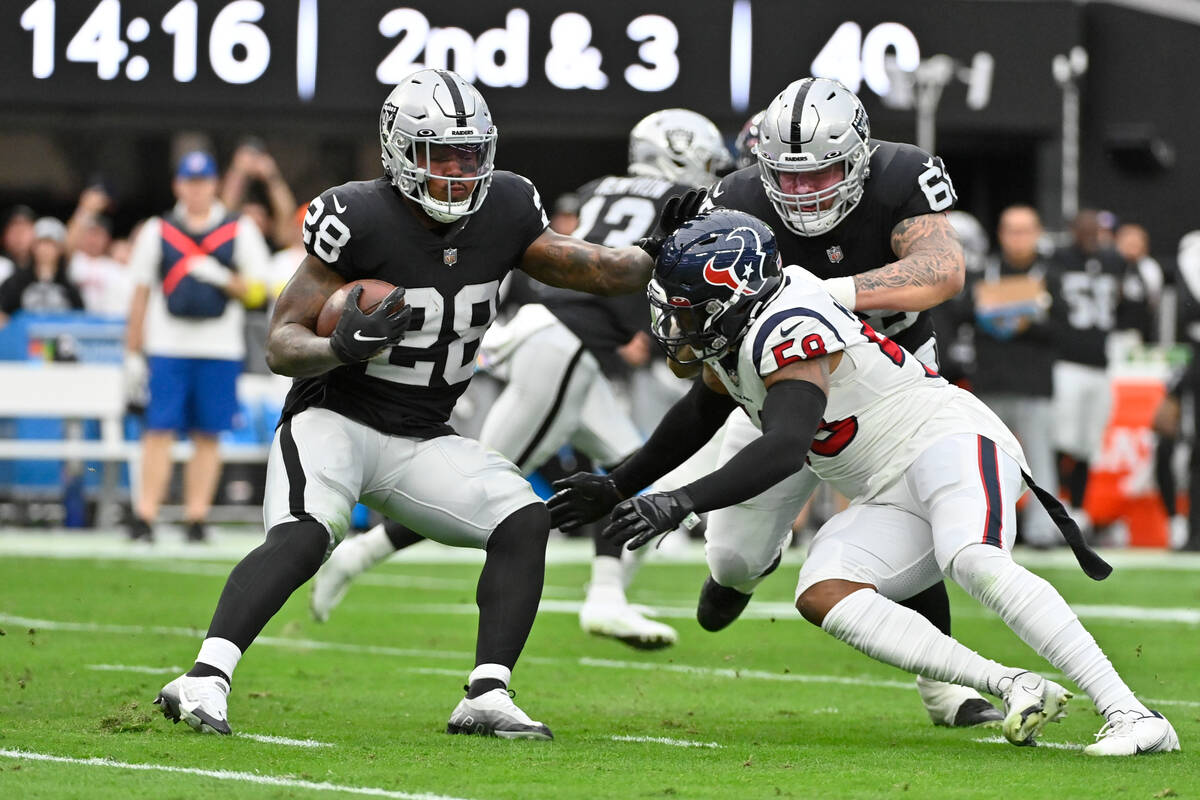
[309,109,730,649]
[549,209,1179,756]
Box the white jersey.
[706,266,1028,503]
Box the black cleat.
[184,520,208,543]
[953,698,1005,728]
[126,517,153,543]
[696,576,752,632]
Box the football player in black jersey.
[154,69,662,741]
[624,77,989,728]
[309,109,732,650]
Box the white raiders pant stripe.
[278,419,317,524]
[513,343,587,471]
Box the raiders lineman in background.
[309,109,732,650]
[688,77,1000,728]
[154,69,660,740]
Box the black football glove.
[546,472,625,532]
[603,490,694,551]
[637,188,708,259]
[329,285,413,364]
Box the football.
[315,279,401,337]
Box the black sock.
[474,502,549,671]
[592,524,623,559]
[186,662,231,684]
[899,581,951,636]
[1067,460,1090,509]
[383,518,427,551]
[204,520,329,652]
[466,678,506,699]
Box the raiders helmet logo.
[380,103,399,137]
[443,248,458,267]
[826,245,844,263]
[665,128,695,154]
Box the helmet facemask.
[758,145,870,236]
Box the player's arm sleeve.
[302,190,358,279]
[609,378,738,497]
[675,379,826,513]
[512,174,551,252]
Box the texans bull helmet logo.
[701,226,769,296]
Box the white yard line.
[8,612,1198,709]
[86,663,184,675]
[972,735,1085,751]
[0,749,473,800]
[610,735,722,749]
[234,732,333,748]
[5,529,1200,570]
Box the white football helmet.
[628,108,733,186]
[380,69,498,223]
[756,77,877,236]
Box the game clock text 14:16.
[17,0,687,100]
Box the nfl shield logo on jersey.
[826,245,844,263]
[443,248,458,267]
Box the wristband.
[823,276,857,310]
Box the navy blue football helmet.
[648,209,783,364]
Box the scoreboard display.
[1,0,1081,134]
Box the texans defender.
[310,109,730,650]
[155,69,656,740]
[692,77,990,728]
[551,209,1179,756]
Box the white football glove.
[123,351,149,410]
[186,255,233,289]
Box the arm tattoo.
[853,213,964,293]
[523,234,653,296]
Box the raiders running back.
[282,171,548,437]
[707,140,956,354]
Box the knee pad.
[947,543,1019,606]
[707,545,777,595]
[265,519,332,569]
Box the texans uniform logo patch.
[443,248,458,267]
[826,245,844,263]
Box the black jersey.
[534,174,693,374]
[1046,244,1128,367]
[708,140,956,354]
[283,172,548,437]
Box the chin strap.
[1021,469,1112,581]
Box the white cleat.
[155,674,231,735]
[1084,710,1180,756]
[579,600,678,650]
[916,676,1004,728]
[446,688,553,740]
[1001,671,1072,746]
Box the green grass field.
[1,533,1195,799]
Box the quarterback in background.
[550,209,1179,756]
[154,69,659,741]
[309,108,731,650]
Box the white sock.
[468,663,511,688]
[949,543,1150,718]
[821,588,1023,697]
[330,524,397,576]
[620,546,646,591]
[585,556,627,606]
[196,637,241,683]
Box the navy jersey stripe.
[279,420,316,523]
[436,69,467,127]
[978,436,1003,547]
[751,307,846,369]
